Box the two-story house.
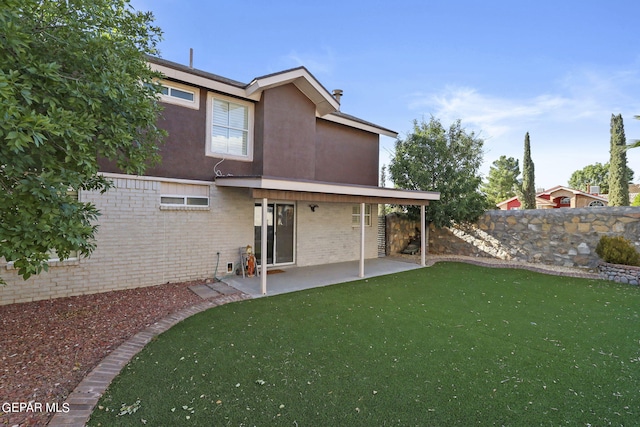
[497,185,608,210]
[0,57,439,304]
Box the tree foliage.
[519,132,536,209]
[389,117,488,228]
[608,114,629,206]
[568,162,634,194]
[0,0,165,283]
[481,155,520,207]
[629,115,640,149]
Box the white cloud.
[283,48,337,75]
[403,65,640,189]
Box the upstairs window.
[157,81,199,109]
[206,93,253,161]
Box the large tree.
[389,117,488,228]
[481,155,520,207]
[608,114,630,206]
[519,132,536,209]
[568,162,634,194]
[0,0,165,283]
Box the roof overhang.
[321,113,398,138]
[246,68,339,116]
[215,176,440,205]
[147,58,397,138]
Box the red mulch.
[0,281,209,426]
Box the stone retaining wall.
[428,207,640,270]
[386,207,640,278]
[598,262,640,285]
[385,213,422,255]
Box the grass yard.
[88,262,640,426]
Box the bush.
[595,235,640,266]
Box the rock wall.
[427,207,640,270]
[385,213,422,255]
[598,262,640,285]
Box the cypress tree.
[608,114,629,206]
[521,132,536,209]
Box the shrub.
[595,235,640,266]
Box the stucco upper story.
[99,56,397,186]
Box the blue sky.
[131,0,640,190]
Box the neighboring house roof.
[495,195,554,208]
[147,56,397,138]
[496,185,608,208]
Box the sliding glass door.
[254,203,295,265]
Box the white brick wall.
[0,176,380,305]
[296,203,378,267]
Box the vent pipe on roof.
[189,48,193,69]
[332,89,343,108]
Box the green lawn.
[88,262,640,426]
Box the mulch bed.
[0,281,214,427]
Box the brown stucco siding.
[101,87,254,181]
[259,84,317,179]
[100,82,381,185]
[315,119,379,186]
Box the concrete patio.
[223,257,423,297]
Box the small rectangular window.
[161,196,209,207]
[169,87,195,101]
[156,81,199,109]
[352,204,372,226]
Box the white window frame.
[588,200,605,207]
[158,80,199,109]
[352,204,372,227]
[160,195,210,207]
[206,92,254,161]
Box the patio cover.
[215,176,440,295]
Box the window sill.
[160,205,211,211]
[4,258,80,271]
[205,152,253,162]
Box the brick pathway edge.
[47,292,251,427]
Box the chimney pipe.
[332,89,343,106]
[189,48,193,69]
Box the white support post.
[261,198,268,295]
[420,205,426,267]
[359,202,365,278]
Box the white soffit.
[321,114,398,138]
[216,176,440,202]
[149,63,260,101]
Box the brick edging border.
[423,255,602,280]
[47,292,251,427]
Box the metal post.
[359,202,365,278]
[420,205,426,267]
[261,198,268,295]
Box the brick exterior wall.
[0,175,380,305]
[296,203,378,266]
